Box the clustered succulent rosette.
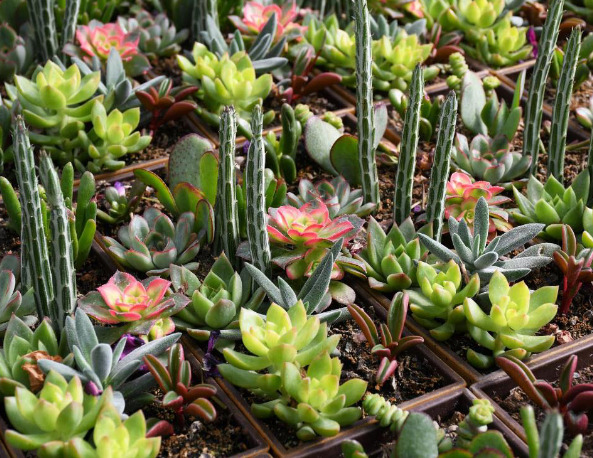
[452,133,531,187]
[230,1,305,39]
[0,23,33,83]
[0,255,36,333]
[104,208,207,276]
[445,171,512,236]
[78,271,189,339]
[267,200,365,280]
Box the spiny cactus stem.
[61,0,81,50]
[26,0,58,62]
[354,0,379,207]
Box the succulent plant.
[286,176,376,218]
[452,133,531,187]
[267,200,365,280]
[0,255,36,333]
[264,103,300,183]
[553,225,593,315]
[103,208,210,276]
[355,218,431,292]
[498,354,593,435]
[136,78,197,135]
[348,292,424,385]
[96,180,146,225]
[445,171,512,236]
[38,309,181,412]
[463,270,558,367]
[389,89,444,141]
[576,94,593,130]
[407,260,480,341]
[78,271,189,339]
[419,196,554,283]
[230,1,304,38]
[170,253,266,342]
[144,343,217,426]
[511,170,592,240]
[39,404,162,458]
[4,372,113,452]
[177,42,274,122]
[0,23,33,83]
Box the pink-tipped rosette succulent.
[267,200,365,279]
[79,271,189,339]
[230,1,305,38]
[445,172,512,236]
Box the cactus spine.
[246,105,271,274]
[62,0,81,50]
[394,65,423,224]
[354,0,379,207]
[426,92,458,242]
[548,28,581,180]
[522,0,565,173]
[39,152,77,326]
[215,106,240,267]
[13,117,55,323]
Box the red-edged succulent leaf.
[185,398,217,422]
[168,343,184,385]
[185,383,217,403]
[146,419,174,438]
[533,381,560,408]
[379,323,391,347]
[162,390,185,410]
[562,225,578,257]
[371,345,391,359]
[563,383,593,405]
[347,303,379,345]
[301,72,342,97]
[376,357,398,385]
[161,101,197,124]
[389,335,424,358]
[136,90,158,110]
[387,292,409,341]
[559,355,578,394]
[173,86,198,102]
[565,391,593,414]
[496,356,548,408]
[144,354,173,392]
[565,411,589,435]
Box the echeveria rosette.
[445,171,512,236]
[79,271,189,339]
[103,208,205,276]
[511,170,592,241]
[267,201,365,280]
[230,1,305,38]
[468,18,532,67]
[452,133,531,188]
[463,270,558,368]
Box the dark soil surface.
[544,74,593,113]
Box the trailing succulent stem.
[215,107,240,267]
[246,105,271,274]
[522,0,565,174]
[394,65,423,225]
[549,28,581,180]
[354,0,379,207]
[426,92,458,241]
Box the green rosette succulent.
[103,208,208,276]
[407,260,480,341]
[177,42,273,121]
[4,372,112,452]
[439,0,506,32]
[252,352,367,441]
[511,170,592,240]
[218,301,340,393]
[0,255,36,333]
[170,254,266,342]
[466,18,532,67]
[463,270,559,368]
[0,23,34,83]
[37,405,161,458]
[355,218,432,292]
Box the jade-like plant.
[144,343,217,426]
[419,196,554,282]
[170,253,265,342]
[511,170,592,240]
[0,255,36,333]
[4,372,113,452]
[286,176,376,218]
[96,180,146,225]
[407,260,480,341]
[78,271,189,339]
[355,218,431,292]
[463,270,558,368]
[267,200,365,280]
[38,309,181,412]
[348,292,424,385]
[103,208,211,276]
[497,354,593,434]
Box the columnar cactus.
[426,92,458,241]
[62,0,81,49]
[12,117,55,325]
[246,105,271,274]
[26,0,58,61]
[38,153,76,328]
[354,0,379,206]
[522,0,565,173]
[214,107,240,267]
[548,28,581,180]
[192,0,218,43]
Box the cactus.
[522,0,565,173]
[548,28,581,180]
[39,153,76,329]
[193,0,218,43]
[426,92,458,241]
[246,105,271,274]
[394,65,423,225]
[214,107,240,267]
[12,117,55,324]
[26,0,58,61]
[354,0,379,206]
[62,0,81,49]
